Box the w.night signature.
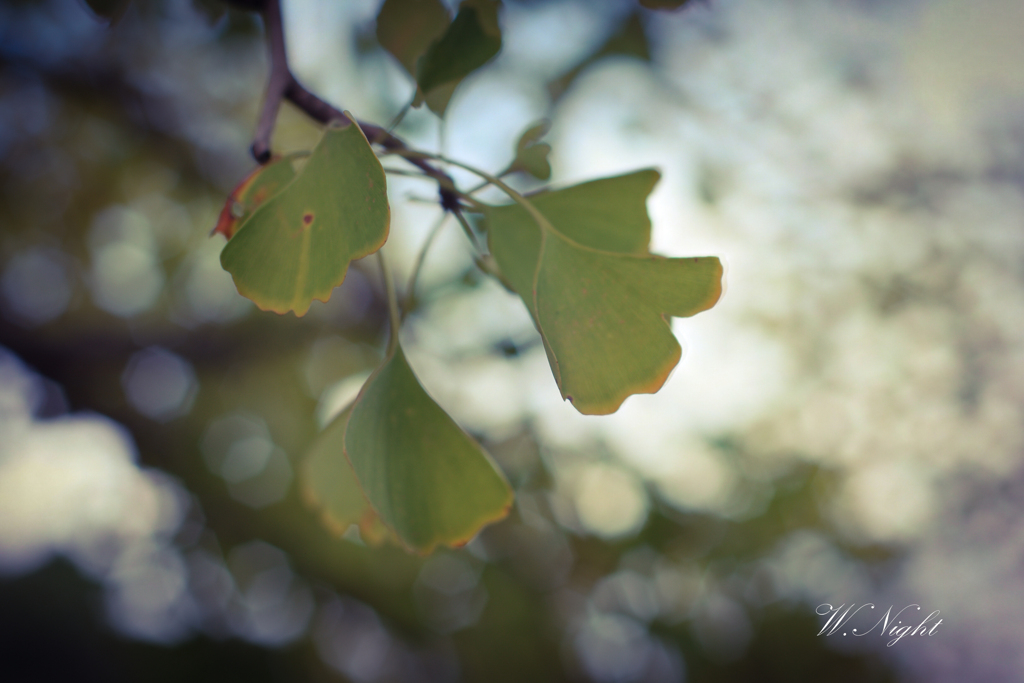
[816,603,942,647]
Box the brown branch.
[250,0,290,162]
[250,0,460,210]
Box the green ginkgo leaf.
[507,120,552,181]
[490,170,660,256]
[547,12,649,102]
[302,405,368,534]
[376,0,451,77]
[344,345,513,553]
[480,171,723,415]
[212,154,300,240]
[302,404,397,545]
[220,120,389,316]
[414,0,502,116]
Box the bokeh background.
[3,0,1024,680]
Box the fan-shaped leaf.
[547,12,650,101]
[376,0,451,77]
[488,170,660,259]
[344,345,513,553]
[302,406,371,535]
[220,120,389,316]
[303,404,398,545]
[415,0,502,116]
[212,154,300,240]
[480,171,722,415]
[507,120,552,181]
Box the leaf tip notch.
[481,169,723,416]
[703,256,726,312]
[563,340,683,416]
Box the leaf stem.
[386,95,416,134]
[378,166,485,254]
[379,166,486,211]
[377,251,401,356]
[463,163,516,195]
[465,177,495,195]
[403,211,449,320]
[451,206,485,254]
[381,167,431,178]
[250,0,460,210]
[388,149,556,234]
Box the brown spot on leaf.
[302,212,314,225]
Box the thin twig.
[465,177,494,195]
[386,95,416,134]
[464,164,515,195]
[403,211,449,320]
[380,168,485,211]
[455,193,485,210]
[390,149,556,235]
[251,0,460,211]
[452,206,485,255]
[381,167,431,178]
[251,0,293,163]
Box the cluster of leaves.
[211,0,720,554]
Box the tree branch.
[251,0,460,210]
[250,0,289,162]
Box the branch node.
[251,143,272,164]
[440,187,461,213]
[251,0,459,208]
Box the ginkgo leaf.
[480,171,723,415]
[344,345,513,553]
[547,12,649,101]
[507,120,552,181]
[414,0,502,116]
[376,0,451,78]
[421,81,459,118]
[220,120,389,316]
[212,154,300,240]
[303,406,369,532]
[488,170,660,257]
[303,404,398,545]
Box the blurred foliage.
[0,0,920,681]
[413,0,502,115]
